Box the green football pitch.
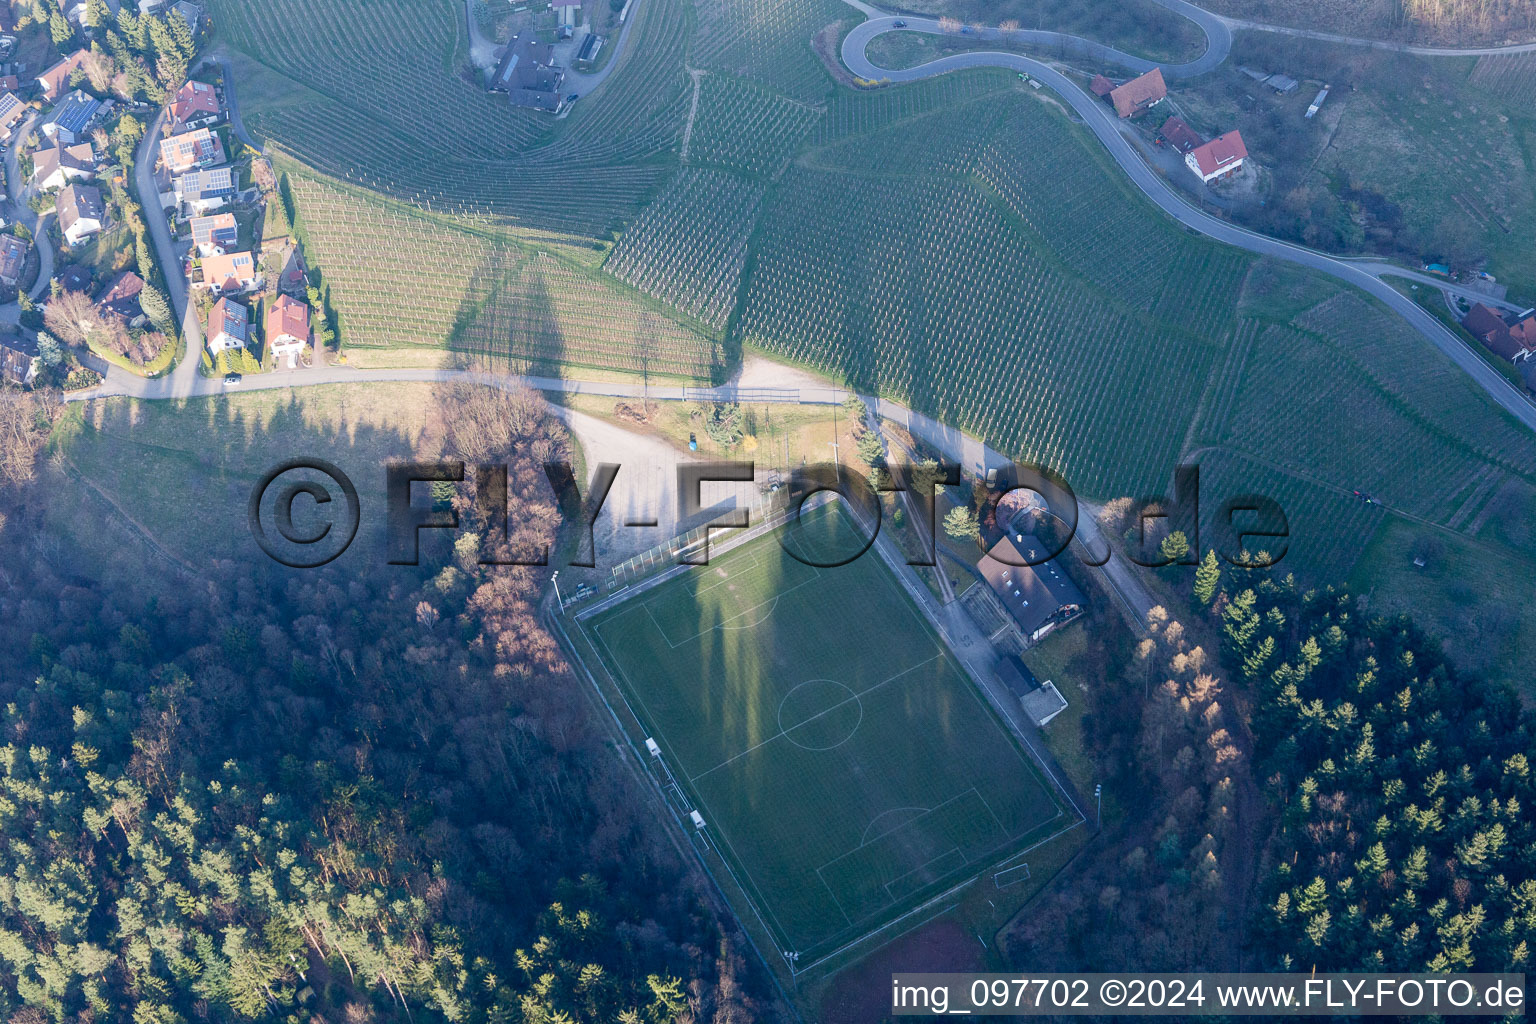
[578,508,1070,960]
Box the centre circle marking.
[778,679,863,750]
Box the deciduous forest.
[0,384,766,1023]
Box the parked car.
[893,19,906,27]
[223,372,242,387]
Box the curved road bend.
[844,2,1231,80]
[841,12,1536,431]
[4,112,57,303]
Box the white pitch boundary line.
[696,777,804,953]
[974,789,1009,840]
[883,846,966,903]
[816,870,856,928]
[585,613,805,954]
[859,805,929,847]
[818,785,986,870]
[647,570,823,650]
[688,652,943,784]
[560,612,810,986]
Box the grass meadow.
[46,385,444,569]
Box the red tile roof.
[1187,130,1247,177]
[1089,74,1115,97]
[170,79,220,126]
[1110,68,1166,117]
[1463,303,1508,342]
[97,270,144,320]
[1463,303,1531,361]
[265,294,309,344]
[201,250,256,291]
[1160,115,1203,153]
[1511,316,1536,353]
[37,49,87,100]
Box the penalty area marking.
[642,563,823,649]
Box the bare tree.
[82,47,114,93]
[0,388,50,487]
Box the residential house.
[490,34,567,113]
[173,166,236,214]
[265,293,308,368]
[206,296,248,354]
[31,141,95,191]
[0,233,28,286]
[172,0,202,31]
[977,532,1086,646]
[97,270,147,327]
[0,91,23,141]
[1160,115,1202,153]
[36,49,88,102]
[168,79,221,133]
[1463,303,1536,362]
[0,333,38,385]
[158,126,221,174]
[57,182,104,245]
[56,264,92,292]
[1110,67,1165,118]
[1185,130,1248,183]
[40,89,101,145]
[189,211,237,256]
[199,249,258,293]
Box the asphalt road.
[4,112,56,303]
[134,102,205,399]
[840,5,1536,431]
[1214,17,1536,56]
[844,0,1231,80]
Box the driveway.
[213,51,258,151]
[463,0,500,73]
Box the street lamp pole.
[551,570,564,614]
[1094,783,1102,830]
